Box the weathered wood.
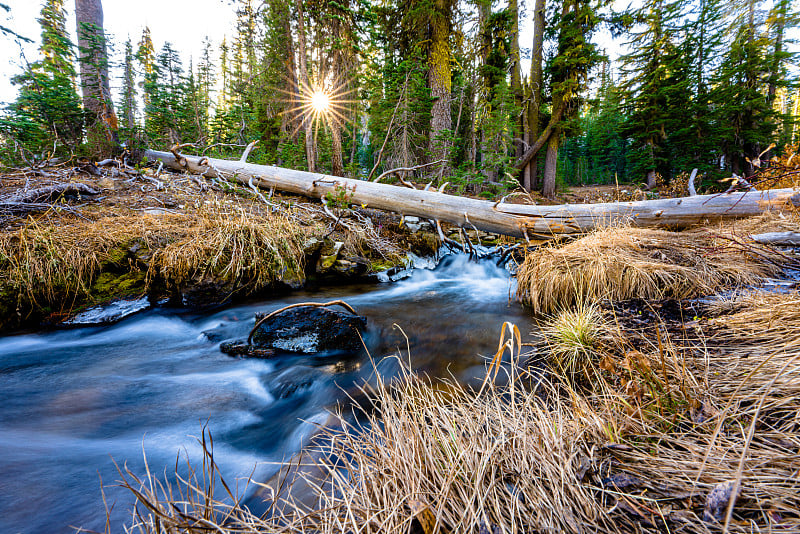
[687,168,698,196]
[750,232,800,246]
[4,183,100,204]
[145,149,800,239]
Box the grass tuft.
[517,225,788,313]
[540,302,607,376]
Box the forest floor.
[0,162,453,332]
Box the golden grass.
[150,207,307,292]
[516,225,788,314]
[0,206,308,314]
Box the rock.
[179,277,237,308]
[250,306,367,354]
[331,257,369,277]
[270,366,322,398]
[219,341,277,358]
[316,240,344,274]
[403,215,431,233]
[302,237,324,256]
[65,297,150,326]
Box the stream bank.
[0,167,484,333]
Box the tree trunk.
[283,7,300,141]
[146,149,800,239]
[542,132,559,199]
[525,0,546,191]
[75,0,118,155]
[295,0,316,172]
[331,126,345,176]
[429,0,452,171]
[509,0,523,160]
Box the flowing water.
[0,254,535,534]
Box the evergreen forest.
[1,0,798,198]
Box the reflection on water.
[0,254,534,533]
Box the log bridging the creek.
[145,149,800,239]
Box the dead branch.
[240,140,259,163]
[688,168,698,196]
[373,160,446,185]
[4,183,99,204]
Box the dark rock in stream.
[220,305,367,358]
[218,341,277,358]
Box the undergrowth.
[516,220,796,313]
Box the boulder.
[220,305,367,358]
[251,306,366,353]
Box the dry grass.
[118,294,800,533]
[150,207,307,292]
[517,225,789,314]
[0,205,308,314]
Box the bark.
[429,0,453,170]
[4,183,100,203]
[514,104,562,170]
[328,2,347,176]
[146,149,800,239]
[331,127,345,176]
[509,0,523,160]
[283,8,300,141]
[646,139,657,189]
[295,0,316,172]
[542,132,559,199]
[75,0,118,153]
[525,0,546,190]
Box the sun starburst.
[310,90,331,114]
[269,72,359,139]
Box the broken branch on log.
[750,231,800,246]
[145,149,800,239]
[372,160,446,185]
[688,168,698,196]
[4,183,99,204]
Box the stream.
[0,253,535,534]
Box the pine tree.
[119,38,137,132]
[711,0,780,176]
[1,0,83,157]
[540,0,602,197]
[619,0,689,188]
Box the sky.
[0,0,236,106]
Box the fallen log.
[145,149,800,239]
